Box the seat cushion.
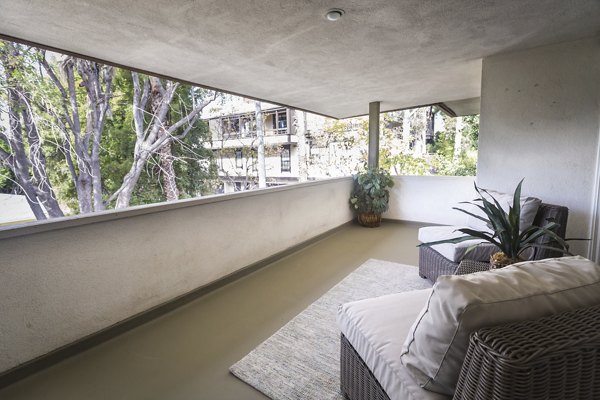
[337,289,450,400]
[418,225,498,262]
[400,256,600,395]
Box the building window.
[240,116,255,137]
[235,148,243,168]
[272,109,287,132]
[277,112,287,130]
[281,145,291,172]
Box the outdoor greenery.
[419,180,572,261]
[349,167,394,214]
[0,40,219,219]
[0,38,479,224]
[379,110,479,177]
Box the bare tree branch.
[62,58,83,141]
[40,54,76,133]
[167,91,217,134]
[131,72,146,140]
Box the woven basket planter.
[357,212,382,228]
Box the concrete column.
[368,101,381,168]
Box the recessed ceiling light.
[325,8,345,21]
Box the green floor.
[0,221,425,400]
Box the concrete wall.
[385,176,475,226]
[477,37,600,258]
[0,178,353,373]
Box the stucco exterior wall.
[0,178,353,373]
[477,37,600,258]
[385,176,475,226]
[217,145,299,182]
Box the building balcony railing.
[220,127,288,140]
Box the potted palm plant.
[349,167,394,228]
[420,180,572,268]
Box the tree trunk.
[41,55,113,214]
[110,73,216,208]
[255,101,267,188]
[425,106,435,145]
[402,110,412,152]
[160,141,179,201]
[149,77,180,201]
[0,42,64,220]
[114,157,146,209]
[454,116,463,160]
[22,109,64,217]
[76,176,94,213]
[294,110,309,182]
[416,109,427,156]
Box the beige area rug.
[229,259,432,399]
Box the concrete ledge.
[0,177,351,240]
[0,221,351,389]
[0,177,354,374]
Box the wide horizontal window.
[0,39,477,227]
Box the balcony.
[0,176,475,399]
[208,131,297,150]
[0,2,599,399]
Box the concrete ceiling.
[0,1,599,119]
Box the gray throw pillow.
[464,189,541,233]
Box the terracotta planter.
[357,212,382,228]
[490,252,522,269]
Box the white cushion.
[418,225,498,262]
[463,189,541,233]
[400,256,600,395]
[337,290,450,400]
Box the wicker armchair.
[341,304,600,400]
[418,203,568,283]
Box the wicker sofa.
[337,256,600,400]
[418,203,569,284]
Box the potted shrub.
[349,167,394,228]
[420,180,573,268]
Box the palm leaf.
[452,206,490,224]
[416,235,480,247]
[419,179,579,259]
[520,243,573,256]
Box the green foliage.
[100,72,219,206]
[380,151,430,176]
[0,166,15,193]
[427,129,454,158]
[172,118,220,198]
[349,167,394,214]
[462,115,480,149]
[432,151,477,176]
[0,138,13,192]
[0,43,222,215]
[419,180,573,259]
[426,115,479,176]
[377,109,479,177]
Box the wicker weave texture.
[455,305,600,400]
[455,259,490,275]
[418,245,459,284]
[419,203,569,284]
[357,213,382,228]
[340,334,390,400]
